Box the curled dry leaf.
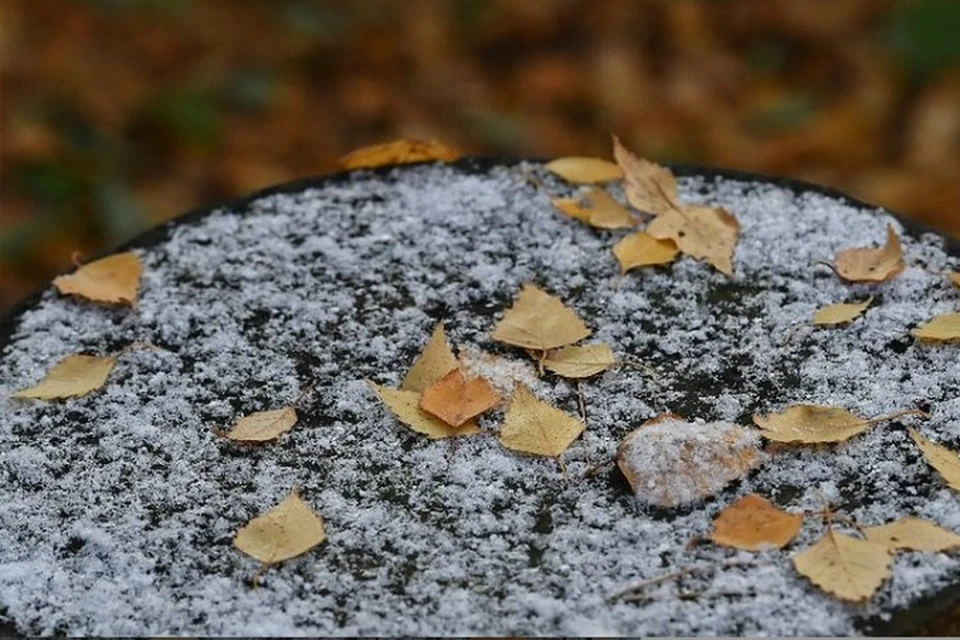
[226,407,298,443]
[752,404,924,444]
[863,517,960,552]
[498,384,584,458]
[612,232,678,273]
[371,383,479,440]
[400,322,459,393]
[710,494,804,551]
[10,354,117,400]
[543,156,623,183]
[912,313,960,342]
[792,530,892,602]
[492,283,590,352]
[53,251,142,307]
[551,188,635,229]
[647,205,740,277]
[234,489,326,565]
[419,369,499,427]
[909,429,960,491]
[611,135,679,216]
[813,298,873,326]
[337,139,460,170]
[542,343,616,379]
[833,224,904,283]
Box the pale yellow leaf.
[647,205,740,277]
[912,313,960,342]
[551,188,635,229]
[792,530,891,601]
[226,407,298,443]
[234,489,326,564]
[542,344,616,378]
[371,383,478,439]
[53,251,142,307]
[10,354,117,400]
[337,139,460,170]
[612,232,679,273]
[498,385,584,457]
[551,197,591,224]
[419,369,499,427]
[910,429,960,491]
[400,322,459,393]
[753,405,870,443]
[611,135,679,216]
[813,298,873,326]
[710,494,803,551]
[491,283,590,351]
[834,224,904,283]
[863,517,960,552]
[543,157,623,183]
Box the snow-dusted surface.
[2,161,960,636]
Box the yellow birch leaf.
[10,354,117,400]
[752,404,923,444]
[542,344,616,378]
[233,489,326,564]
[863,517,960,552]
[53,251,142,307]
[612,232,679,273]
[909,429,960,491]
[400,322,459,393]
[543,157,623,183]
[833,224,905,283]
[709,494,803,551]
[949,272,960,288]
[611,135,680,216]
[370,383,478,439]
[792,530,892,601]
[551,188,635,230]
[551,197,591,224]
[226,407,298,443]
[813,298,873,326]
[492,283,590,351]
[912,313,960,342]
[337,139,460,170]
[498,385,584,458]
[419,369,499,427]
[647,205,740,277]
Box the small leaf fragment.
[371,383,478,440]
[753,405,871,443]
[419,369,499,427]
[543,157,623,183]
[710,494,803,551]
[949,272,960,288]
[226,407,298,443]
[10,354,117,400]
[400,322,459,393]
[498,385,584,458]
[612,232,679,273]
[234,489,326,564]
[792,530,891,601]
[833,224,905,283]
[611,135,680,216]
[647,205,740,277]
[912,313,960,342]
[910,429,960,491]
[863,517,960,552]
[337,139,460,170]
[551,188,635,229]
[53,251,142,307]
[813,298,873,326]
[542,344,616,378]
[492,283,590,352]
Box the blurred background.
[1,0,959,311]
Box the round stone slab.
[1,158,960,636]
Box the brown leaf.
[337,139,460,170]
[491,283,590,352]
[551,188,635,229]
[612,232,679,273]
[710,494,804,551]
[910,429,960,491]
[752,405,924,444]
[10,354,117,400]
[226,407,298,443]
[543,156,623,183]
[498,385,584,458]
[53,251,142,307]
[792,530,892,601]
[833,224,905,283]
[234,489,326,564]
[950,272,960,288]
[371,382,479,440]
[863,517,960,552]
[647,205,740,277]
[912,313,960,342]
[542,344,616,378]
[813,298,873,326]
[419,369,499,427]
[611,135,680,216]
[400,322,459,393]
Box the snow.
[1,160,960,635]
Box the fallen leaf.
[611,135,680,216]
[498,384,584,457]
[612,232,679,273]
[400,322,459,393]
[863,517,960,552]
[752,405,923,444]
[647,205,740,277]
[542,344,616,378]
[337,139,460,170]
[813,298,873,326]
[492,284,590,352]
[419,369,499,427]
[234,489,326,564]
[226,407,298,443]
[792,530,891,601]
[551,188,635,229]
[950,273,960,288]
[710,494,803,551]
[910,429,960,491]
[543,156,623,183]
[371,383,478,439]
[912,313,960,342]
[10,354,117,400]
[833,224,905,283]
[53,251,142,307]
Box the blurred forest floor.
[2,0,959,310]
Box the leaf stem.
[866,408,928,425]
[608,560,759,603]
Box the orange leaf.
[53,251,142,307]
[833,224,904,283]
[337,139,460,170]
[710,494,803,551]
[419,369,499,427]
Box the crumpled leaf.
[498,384,584,457]
[792,530,892,601]
[647,205,740,277]
[611,135,680,216]
[543,156,623,183]
[492,283,590,352]
[542,343,616,378]
[612,232,679,273]
[813,298,873,326]
[912,313,960,342]
[234,489,326,564]
[226,407,298,443]
[53,251,142,307]
[400,322,459,393]
[910,428,960,491]
[337,139,460,170]
[10,354,117,400]
[710,494,803,551]
[551,188,635,229]
[833,224,905,283]
[752,404,923,444]
[419,369,499,427]
[863,517,960,552]
[371,383,478,439]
